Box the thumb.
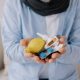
[20,38,32,46]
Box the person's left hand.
[45,36,66,63]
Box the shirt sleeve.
[57,0,80,65]
[1,0,33,64]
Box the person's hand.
[24,52,46,64]
[20,39,46,64]
[45,36,66,63]
[20,38,32,47]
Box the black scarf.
[22,0,70,16]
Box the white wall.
[0,0,4,69]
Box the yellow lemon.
[26,38,45,54]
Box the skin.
[20,36,66,64]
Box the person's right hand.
[20,39,46,64]
[24,52,46,64]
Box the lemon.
[26,38,45,54]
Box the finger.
[59,36,65,44]
[33,56,46,64]
[20,38,32,46]
[40,59,46,64]
[32,56,40,62]
[58,47,66,54]
[20,39,29,46]
[24,52,34,58]
[51,53,61,59]
[45,58,49,62]
[48,59,56,63]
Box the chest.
[21,11,61,39]
[20,0,77,39]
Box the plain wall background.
[0,0,4,69]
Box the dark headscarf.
[22,0,70,16]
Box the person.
[1,0,80,80]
